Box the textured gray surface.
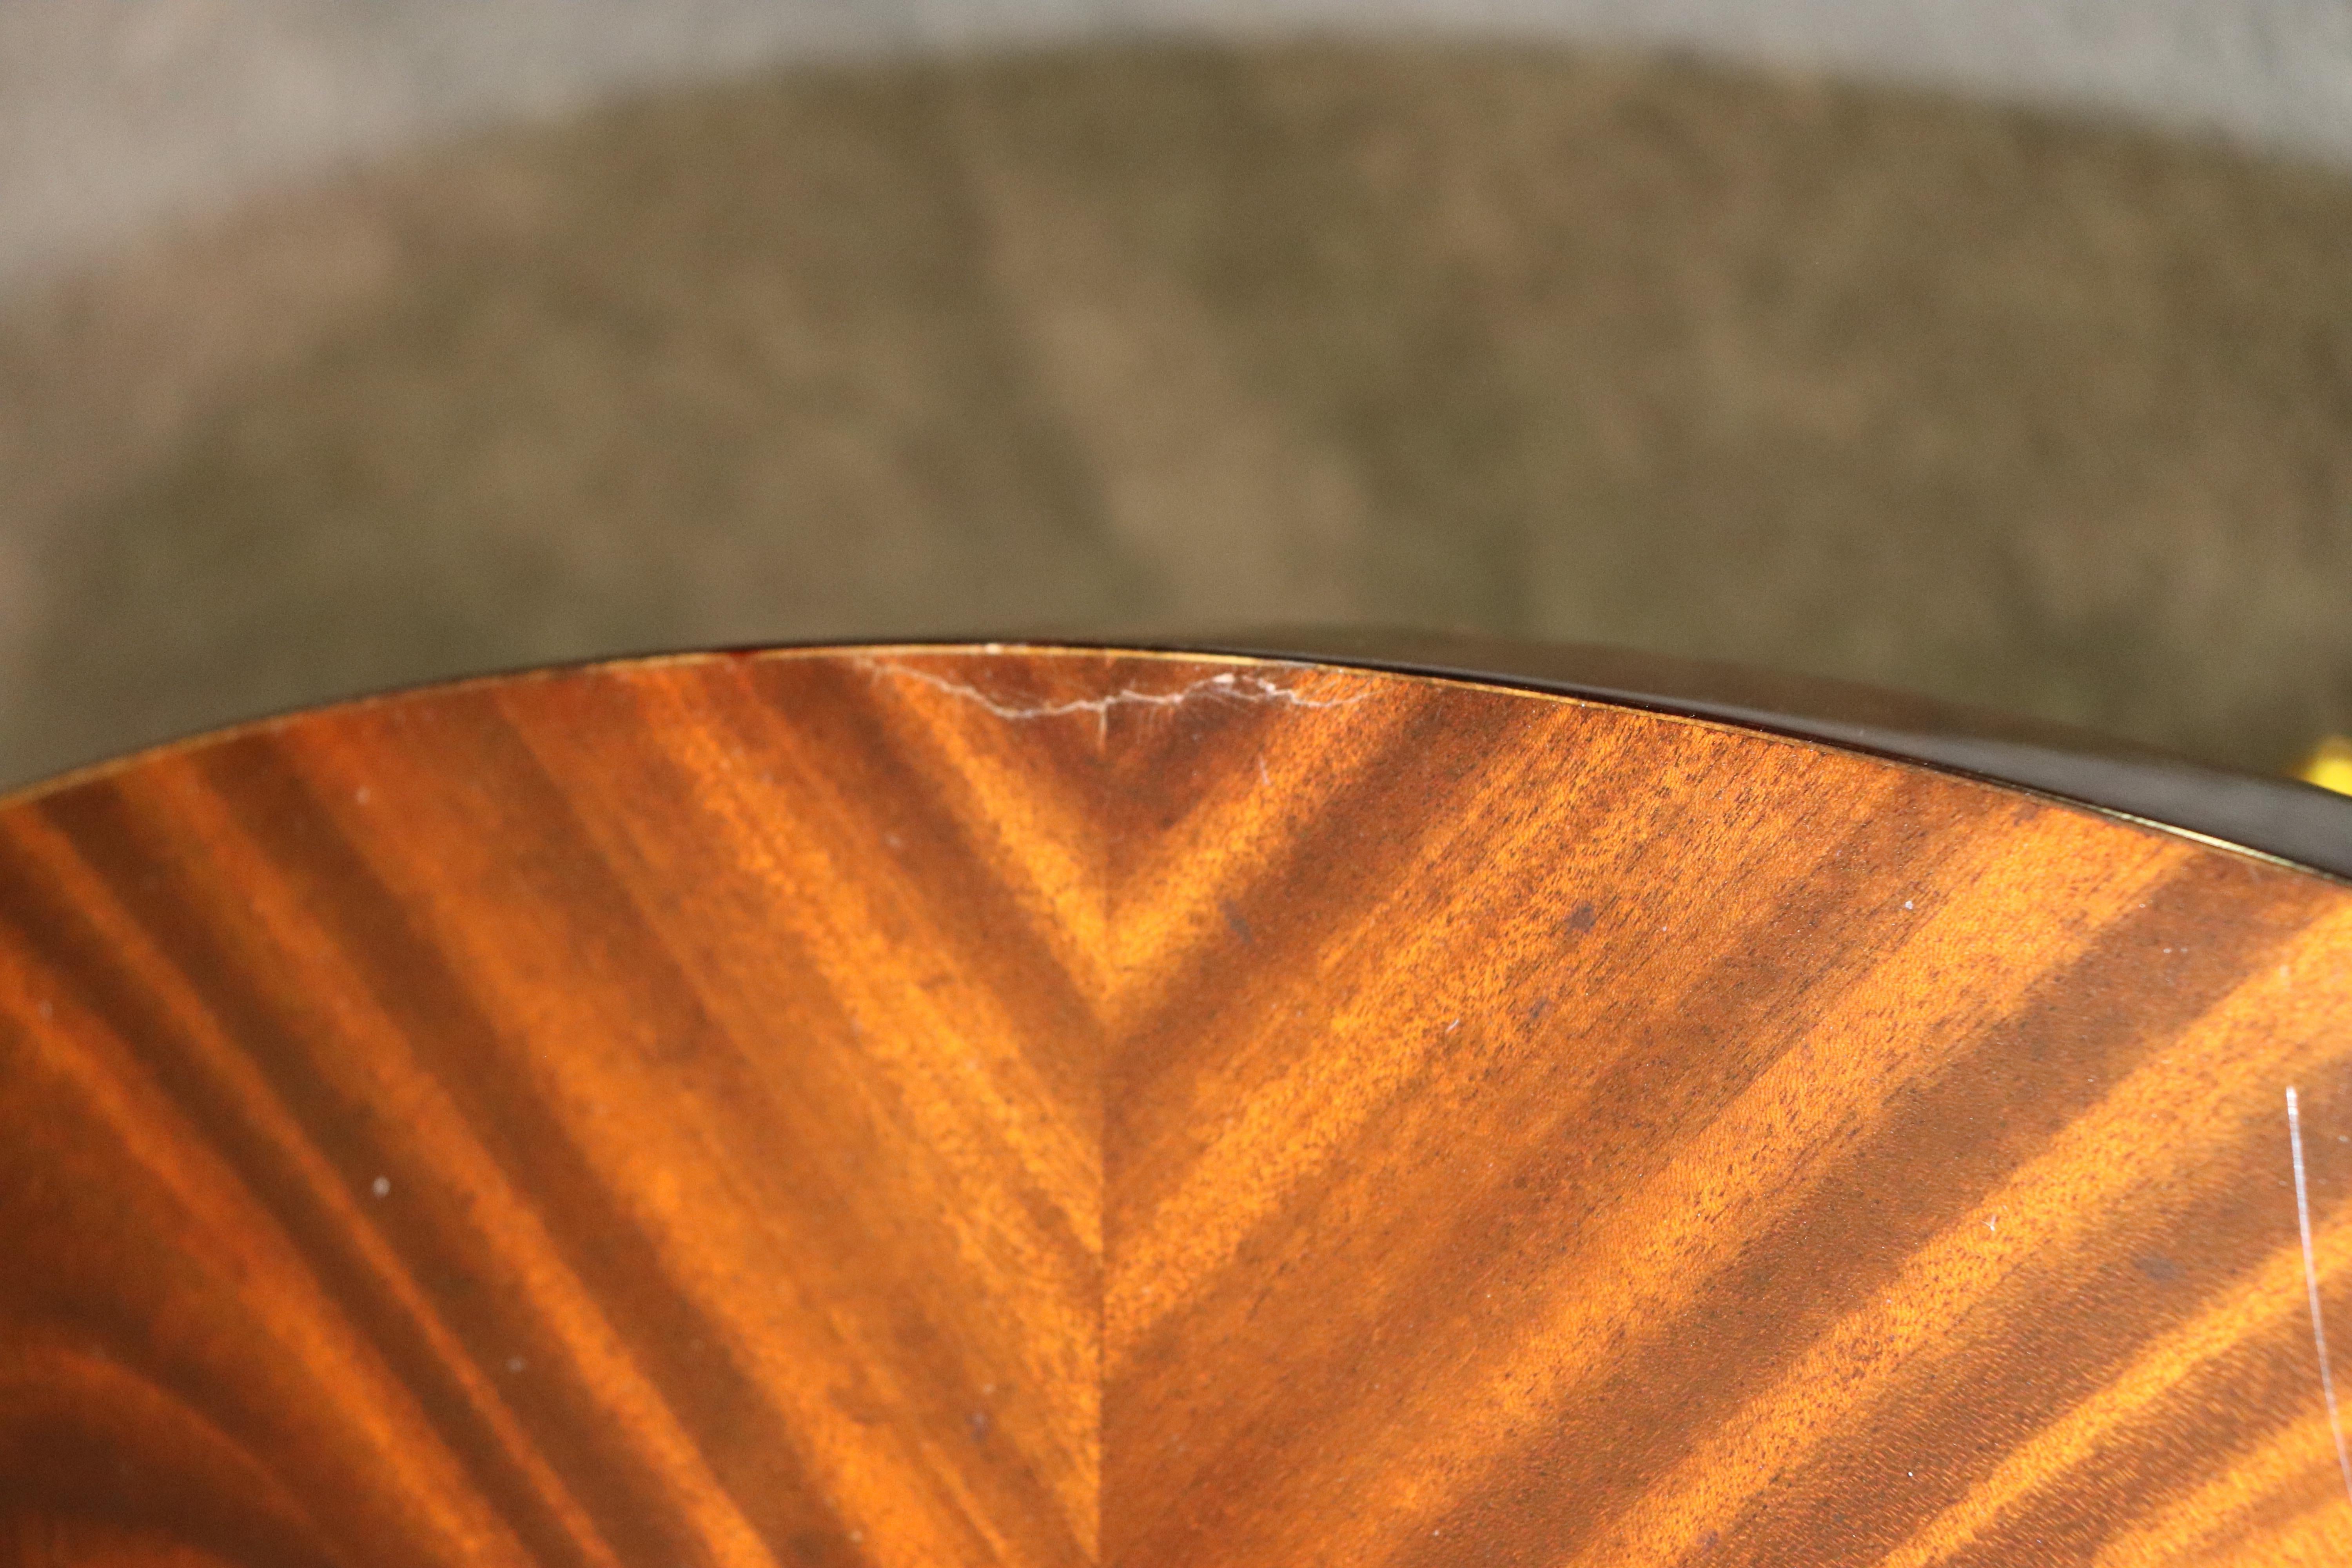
[2,11,2350,799]
[7,0,2352,293]
[2,45,2347,792]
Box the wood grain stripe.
[2,644,2348,1566]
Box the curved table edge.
[7,629,2347,883]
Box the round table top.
[4,641,2349,1565]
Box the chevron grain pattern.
[2,644,2349,1566]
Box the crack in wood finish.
[2,644,2350,1566]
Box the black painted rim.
[1112,627,2352,884]
[11,628,2348,882]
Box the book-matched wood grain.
[2,644,2349,1566]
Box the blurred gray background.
[3,0,2350,788]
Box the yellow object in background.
[2298,736,2352,796]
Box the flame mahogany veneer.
[4,643,2352,1565]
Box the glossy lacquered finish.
[4,644,2351,1566]
[1175,629,2352,880]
